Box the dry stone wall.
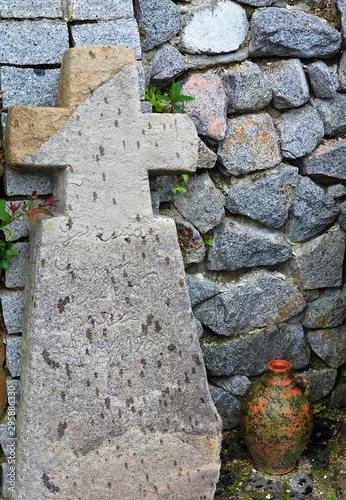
[0,0,345,496]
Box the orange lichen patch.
[275,295,304,324]
[314,315,328,328]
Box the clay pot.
[240,359,313,474]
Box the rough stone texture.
[5,337,22,378]
[137,0,180,51]
[174,217,206,267]
[261,59,310,109]
[277,104,324,159]
[173,172,225,233]
[149,175,177,204]
[208,385,241,429]
[237,0,275,5]
[250,8,341,58]
[67,0,133,20]
[338,50,346,90]
[217,113,282,176]
[194,269,305,336]
[185,273,220,308]
[5,243,28,289]
[0,0,63,18]
[0,291,24,334]
[184,46,248,70]
[306,60,339,98]
[225,165,298,229]
[0,21,69,65]
[300,138,346,182]
[208,219,292,271]
[70,19,141,59]
[307,325,346,368]
[287,176,340,242]
[327,184,346,199]
[181,73,227,142]
[3,168,53,197]
[1,68,60,109]
[339,200,346,230]
[209,375,251,396]
[300,365,337,401]
[312,93,346,136]
[330,378,346,408]
[198,139,217,170]
[180,0,248,55]
[337,0,346,47]
[5,46,221,500]
[223,61,272,114]
[201,323,310,377]
[292,229,345,290]
[302,287,346,329]
[147,44,186,87]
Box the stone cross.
[5,46,221,499]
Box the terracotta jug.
[240,359,313,474]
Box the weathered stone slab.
[173,172,225,233]
[327,184,346,199]
[4,168,53,198]
[250,8,341,58]
[339,200,346,230]
[5,337,22,378]
[185,273,220,308]
[67,0,133,20]
[223,61,272,114]
[299,364,337,401]
[303,286,346,329]
[184,46,249,70]
[0,21,69,65]
[5,46,221,499]
[209,375,251,396]
[312,93,346,136]
[137,0,180,51]
[291,229,345,290]
[299,138,346,182]
[338,51,346,90]
[307,325,346,368]
[261,59,309,109]
[181,73,227,142]
[277,104,324,159]
[0,291,24,334]
[5,243,28,289]
[0,0,63,18]
[287,176,340,242]
[174,216,206,267]
[306,61,339,98]
[201,323,310,377]
[217,113,282,176]
[194,269,305,336]
[147,44,186,88]
[208,219,292,271]
[180,0,248,55]
[209,386,241,429]
[225,165,298,228]
[198,138,217,170]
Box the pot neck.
[265,359,293,386]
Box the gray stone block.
[327,184,346,199]
[5,242,28,289]
[338,51,346,90]
[71,19,141,59]
[4,167,53,197]
[337,0,346,47]
[174,217,206,267]
[307,324,346,368]
[0,0,64,18]
[197,139,217,170]
[194,269,305,336]
[312,93,346,136]
[173,172,224,233]
[185,273,220,308]
[2,463,11,499]
[0,291,24,334]
[223,61,272,114]
[67,0,133,20]
[330,377,346,408]
[261,59,309,109]
[0,21,69,65]
[225,165,298,229]
[300,137,346,182]
[292,229,345,290]
[138,0,180,51]
[147,44,186,88]
[208,219,292,271]
[1,67,59,108]
[180,1,248,55]
[5,337,22,378]
[201,323,310,377]
[287,176,340,242]
[302,286,346,329]
[306,60,339,98]
[184,46,249,71]
[277,104,324,159]
[250,8,341,58]
[149,175,177,203]
[209,385,241,429]
[299,366,337,401]
[217,113,282,176]
[339,200,346,230]
[209,375,251,396]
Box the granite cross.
[5,46,221,499]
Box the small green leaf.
[176,186,187,193]
[4,249,17,258]
[180,174,189,183]
[171,187,177,194]
[173,105,183,113]
[138,26,146,35]
[0,258,8,270]
[3,227,12,240]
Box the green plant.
[145,82,195,114]
[204,238,213,247]
[328,493,337,500]
[171,174,189,194]
[0,192,58,270]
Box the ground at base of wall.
[216,407,346,500]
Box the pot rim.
[267,359,293,372]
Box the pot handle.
[290,376,311,397]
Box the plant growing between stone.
[0,192,58,270]
[145,82,195,113]
[171,173,189,194]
